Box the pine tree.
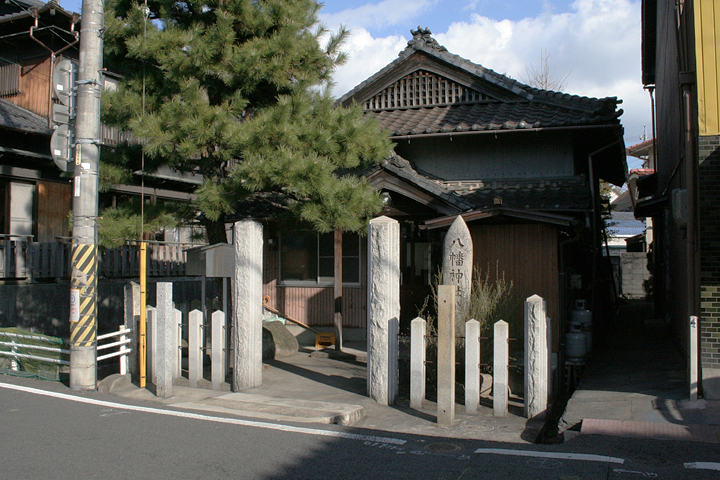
[101,0,393,244]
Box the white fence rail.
[0,331,70,369]
[97,326,132,375]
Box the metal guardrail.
[96,326,132,375]
[0,331,70,368]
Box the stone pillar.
[441,216,473,326]
[188,309,203,387]
[155,282,173,398]
[124,281,140,380]
[146,305,156,385]
[690,315,699,401]
[410,317,426,409]
[494,320,509,417]
[212,310,226,390]
[465,319,480,414]
[524,295,548,419]
[173,308,182,380]
[367,216,400,406]
[437,285,456,426]
[233,220,264,391]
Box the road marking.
[475,448,624,464]
[0,381,406,445]
[685,462,720,471]
[613,468,658,478]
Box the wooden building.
[262,28,627,355]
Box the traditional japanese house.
[261,28,627,354]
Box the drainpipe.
[682,82,700,396]
[587,140,624,316]
[29,11,80,128]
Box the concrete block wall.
[620,252,651,299]
[699,135,720,397]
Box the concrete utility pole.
[69,0,104,391]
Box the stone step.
[175,393,365,426]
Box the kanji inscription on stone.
[442,215,473,323]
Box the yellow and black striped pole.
[69,0,103,391]
[69,242,98,388]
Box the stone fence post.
[525,295,548,419]
[233,219,264,391]
[367,216,400,406]
[493,320,509,417]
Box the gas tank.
[566,331,587,359]
[571,299,592,329]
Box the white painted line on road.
[475,448,624,464]
[685,462,720,471]
[0,381,406,446]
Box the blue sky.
[59,0,648,168]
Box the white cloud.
[329,0,649,145]
[320,0,440,32]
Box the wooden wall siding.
[364,70,490,111]
[469,223,560,350]
[0,63,21,96]
[36,180,71,243]
[9,57,52,118]
[262,241,368,328]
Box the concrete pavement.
[99,342,544,444]
[97,301,720,445]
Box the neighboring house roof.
[610,189,634,212]
[607,211,645,238]
[0,98,52,135]
[339,28,623,138]
[0,0,75,24]
[626,138,654,158]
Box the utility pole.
[69,0,104,391]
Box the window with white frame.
[280,230,361,285]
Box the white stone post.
[437,285,456,426]
[124,281,139,380]
[367,216,400,406]
[233,220,264,391]
[465,319,480,414]
[173,308,182,380]
[212,310,226,390]
[188,309,203,387]
[410,317,427,409]
[146,305,156,385]
[494,320,509,417]
[524,295,548,419]
[155,282,173,398]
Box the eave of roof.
[0,98,52,134]
[423,206,578,230]
[0,0,77,25]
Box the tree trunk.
[204,213,228,245]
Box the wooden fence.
[0,236,197,280]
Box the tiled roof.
[0,98,52,135]
[0,0,64,23]
[374,101,619,137]
[369,154,475,212]
[443,176,591,211]
[339,28,622,137]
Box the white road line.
[685,462,720,471]
[475,448,624,464]
[0,381,406,446]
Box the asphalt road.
[1,376,718,480]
